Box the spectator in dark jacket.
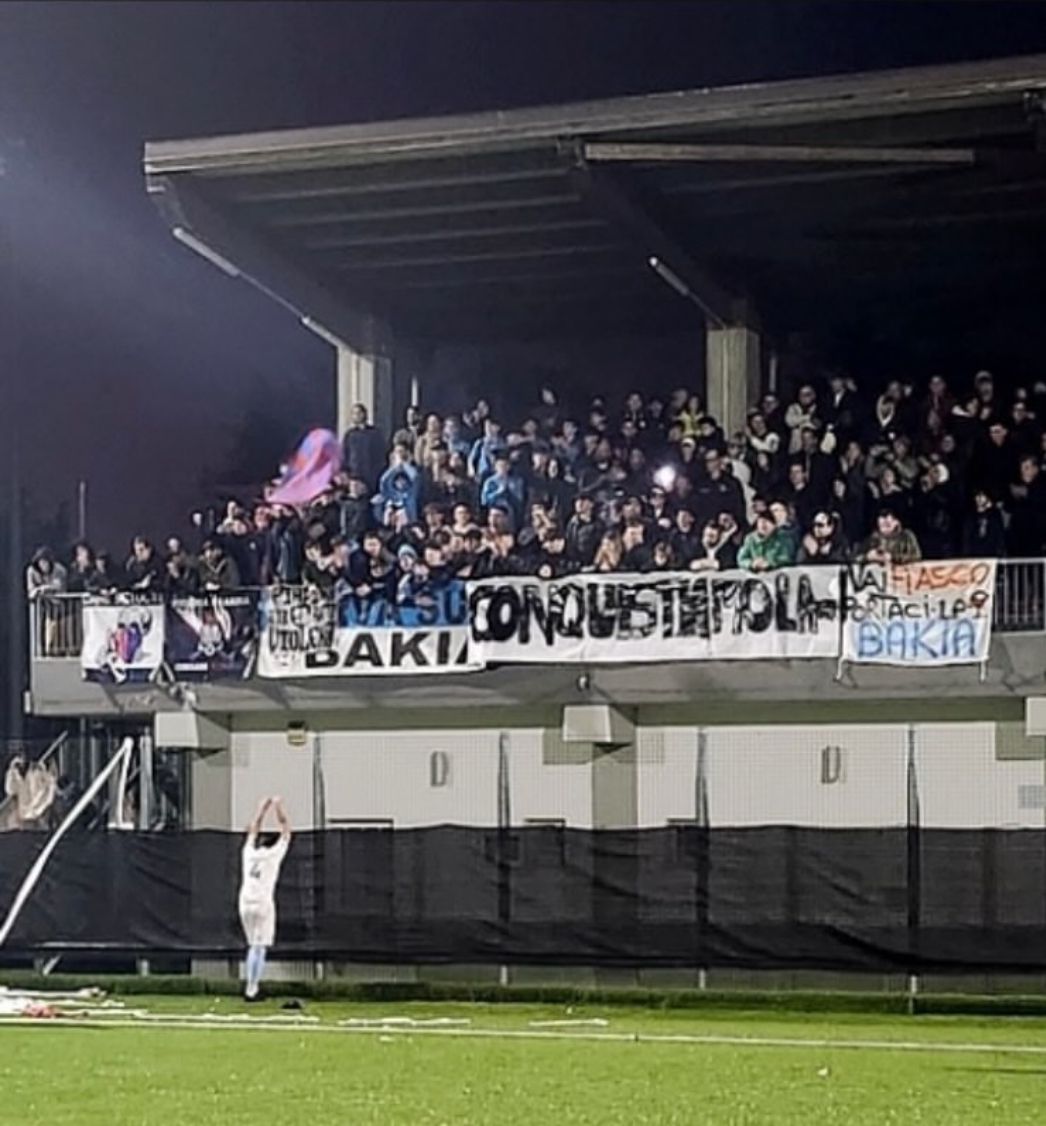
[220,515,260,587]
[260,507,303,586]
[342,403,387,490]
[124,538,164,592]
[798,511,850,564]
[692,449,745,529]
[689,520,738,572]
[913,464,957,559]
[338,475,372,547]
[66,542,95,594]
[197,540,240,592]
[565,493,604,568]
[974,421,1018,501]
[86,552,118,595]
[670,507,703,566]
[26,548,67,600]
[962,490,1006,558]
[822,372,862,445]
[164,549,200,597]
[1008,456,1046,557]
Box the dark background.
[5,0,1046,737]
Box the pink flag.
[266,428,342,507]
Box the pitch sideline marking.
[5,1014,1046,1057]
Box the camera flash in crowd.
[654,465,677,491]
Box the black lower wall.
[3,827,1046,971]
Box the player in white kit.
[239,796,292,1000]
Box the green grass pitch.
[5,996,1046,1124]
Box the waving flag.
[267,428,342,506]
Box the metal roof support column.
[337,346,394,447]
[705,323,761,443]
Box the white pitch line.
[4,1015,1046,1058]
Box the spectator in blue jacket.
[442,415,471,460]
[374,447,421,524]
[468,417,507,482]
[480,453,526,529]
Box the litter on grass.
[0,985,118,1019]
[338,1016,472,1028]
[529,1019,610,1028]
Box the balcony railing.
[28,559,1046,663]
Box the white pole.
[76,479,87,542]
[0,739,133,948]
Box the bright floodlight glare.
[171,227,241,278]
[654,465,676,490]
[648,255,690,300]
[300,316,344,349]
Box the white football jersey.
[239,837,289,907]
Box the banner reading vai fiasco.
[842,559,996,666]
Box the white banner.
[468,567,841,665]
[842,560,996,667]
[256,586,480,677]
[81,601,166,684]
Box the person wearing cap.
[198,540,240,592]
[858,507,921,565]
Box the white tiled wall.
[220,720,1035,831]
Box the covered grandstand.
[144,51,1046,441]
[8,52,1046,989]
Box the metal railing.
[27,559,1046,664]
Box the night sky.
[5,0,1046,551]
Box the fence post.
[312,731,326,982]
[497,731,512,986]
[695,727,709,986]
[906,723,921,1014]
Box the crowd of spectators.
[26,369,1046,608]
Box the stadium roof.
[144,53,1046,351]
